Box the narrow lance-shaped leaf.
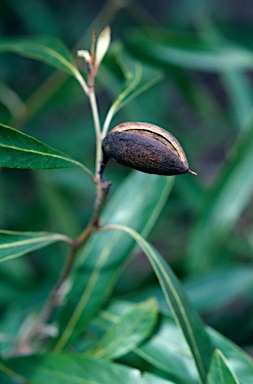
[102,53,163,137]
[1,355,176,384]
[105,225,213,384]
[114,65,163,115]
[0,359,26,384]
[101,303,253,384]
[0,36,80,79]
[100,306,253,384]
[0,230,71,263]
[0,123,92,176]
[183,266,253,313]
[199,21,253,131]
[207,349,240,384]
[127,29,253,72]
[86,298,158,360]
[221,71,253,131]
[187,118,253,272]
[100,301,198,384]
[209,328,253,384]
[0,80,27,121]
[95,26,111,71]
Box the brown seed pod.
[101,122,196,177]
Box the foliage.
[0,1,253,383]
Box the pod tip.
[188,169,197,176]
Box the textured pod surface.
[102,122,196,176]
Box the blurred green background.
[1,0,253,358]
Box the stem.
[74,68,104,181]
[88,89,102,177]
[102,102,117,139]
[16,76,100,354]
[15,22,115,353]
[84,179,111,230]
[75,70,89,95]
[34,227,93,326]
[18,248,81,351]
[16,179,111,353]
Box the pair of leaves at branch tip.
[78,26,111,75]
[0,32,161,134]
[0,33,111,98]
[0,123,91,177]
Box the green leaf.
[35,172,81,237]
[0,36,80,78]
[1,354,176,384]
[0,230,70,262]
[207,350,240,384]
[112,63,163,115]
[100,305,253,384]
[113,267,253,318]
[127,29,253,72]
[95,26,111,70]
[138,309,253,384]
[104,226,213,384]
[0,123,90,174]
[100,301,198,384]
[221,70,253,131]
[210,328,253,384]
[186,118,253,271]
[0,80,27,122]
[102,48,163,136]
[183,266,253,313]
[86,298,158,360]
[198,21,253,131]
[0,357,28,384]
[103,307,253,384]
[53,172,173,351]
